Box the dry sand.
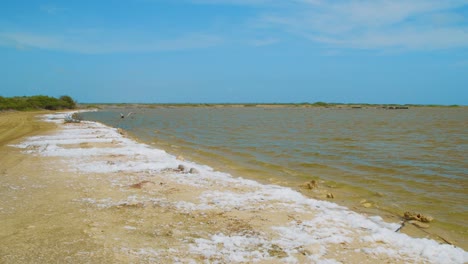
[0,111,465,263]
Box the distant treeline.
[0,95,77,111]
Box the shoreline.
[87,106,466,250]
[143,133,467,250]
[1,111,467,263]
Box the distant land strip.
[1,95,463,112]
[80,102,463,109]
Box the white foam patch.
[12,111,468,264]
[174,201,214,212]
[191,234,273,262]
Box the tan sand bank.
[1,112,466,263]
[0,111,56,146]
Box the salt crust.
[11,112,468,264]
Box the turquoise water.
[81,106,468,247]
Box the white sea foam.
[12,112,468,263]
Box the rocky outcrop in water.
[403,211,434,223]
[300,180,318,190]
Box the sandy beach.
[0,111,466,263]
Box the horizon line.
[77,102,466,107]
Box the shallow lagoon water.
[81,106,467,248]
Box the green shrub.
[311,102,329,107]
[0,95,77,111]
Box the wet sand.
[0,111,466,263]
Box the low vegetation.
[0,95,77,111]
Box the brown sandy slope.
[0,111,56,173]
[0,112,116,263]
[0,111,56,147]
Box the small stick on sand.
[395,220,454,246]
[395,221,406,233]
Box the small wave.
[297,162,330,169]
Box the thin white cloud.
[0,30,223,54]
[255,0,468,50]
[309,27,468,50]
[353,28,468,50]
[3,1,467,53]
[40,5,67,15]
[249,37,279,46]
[193,0,468,51]
[452,59,468,68]
[188,0,276,5]
[188,0,321,6]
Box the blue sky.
[0,0,467,104]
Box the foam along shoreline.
[12,112,467,263]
